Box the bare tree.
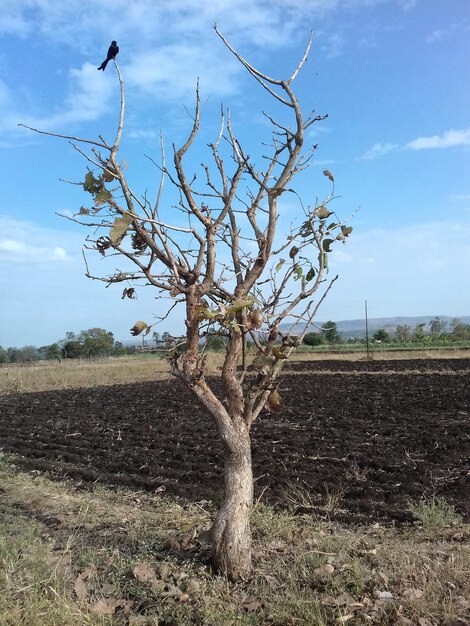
[21,27,351,580]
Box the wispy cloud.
[0,1,33,37]
[0,1,314,140]
[1,63,116,144]
[35,64,115,128]
[0,0,307,49]
[126,128,161,142]
[406,128,470,150]
[0,239,71,264]
[321,32,345,59]
[426,18,470,44]
[426,30,443,44]
[2,0,427,142]
[1,1,422,53]
[0,214,175,347]
[358,142,399,160]
[307,124,332,140]
[0,216,76,265]
[399,0,418,10]
[125,44,241,101]
[359,127,470,160]
[328,220,470,310]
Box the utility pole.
[365,300,370,360]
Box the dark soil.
[1,359,469,524]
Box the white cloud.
[2,0,429,143]
[1,63,117,145]
[358,142,399,160]
[399,0,418,10]
[426,18,470,44]
[0,1,33,37]
[0,214,183,347]
[0,239,71,264]
[0,1,320,140]
[0,217,75,265]
[405,128,470,150]
[327,220,470,314]
[359,128,470,160]
[125,44,241,101]
[335,221,470,272]
[321,32,345,59]
[0,1,421,52]
[126,128,161,142]
[0,0,302,49]
[426,30,443,43]
[21,63,116,131]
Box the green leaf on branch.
[195,305,218,321]
[315,206,332,219]
[275,259,285,272]
[341,225,353,237]
[109,214,133,244]
[94,188,113,206]
[225,297,256,317]
[306,267,316,282]
[83,172,102,194]
[322,238,334,253]
[130,321,147,336]
[103,169,116,182]
[83,170,114,206]
[293,267,303,281]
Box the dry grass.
[0,353,232,395]
[292,348,470,362]
[1,348,468,395]
[0,356,172,395]
[1,461,469,626]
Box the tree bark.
[211,429,253,581]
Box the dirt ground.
[1,358,468,524]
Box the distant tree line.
[2,317,469,364]
[303,320,341,346]
[0,328,121,364]
[0,327,230,364]
[302,317,470,347]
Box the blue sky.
[1,0,469,347]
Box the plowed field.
[1,359,468,524]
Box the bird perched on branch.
[97,41,119,71]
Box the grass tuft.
[409,495,463,530]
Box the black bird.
[97,40,119,71]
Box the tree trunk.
[211,431,253,581]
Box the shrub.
[409,496,462,530]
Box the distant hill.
[281,315,470,339]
